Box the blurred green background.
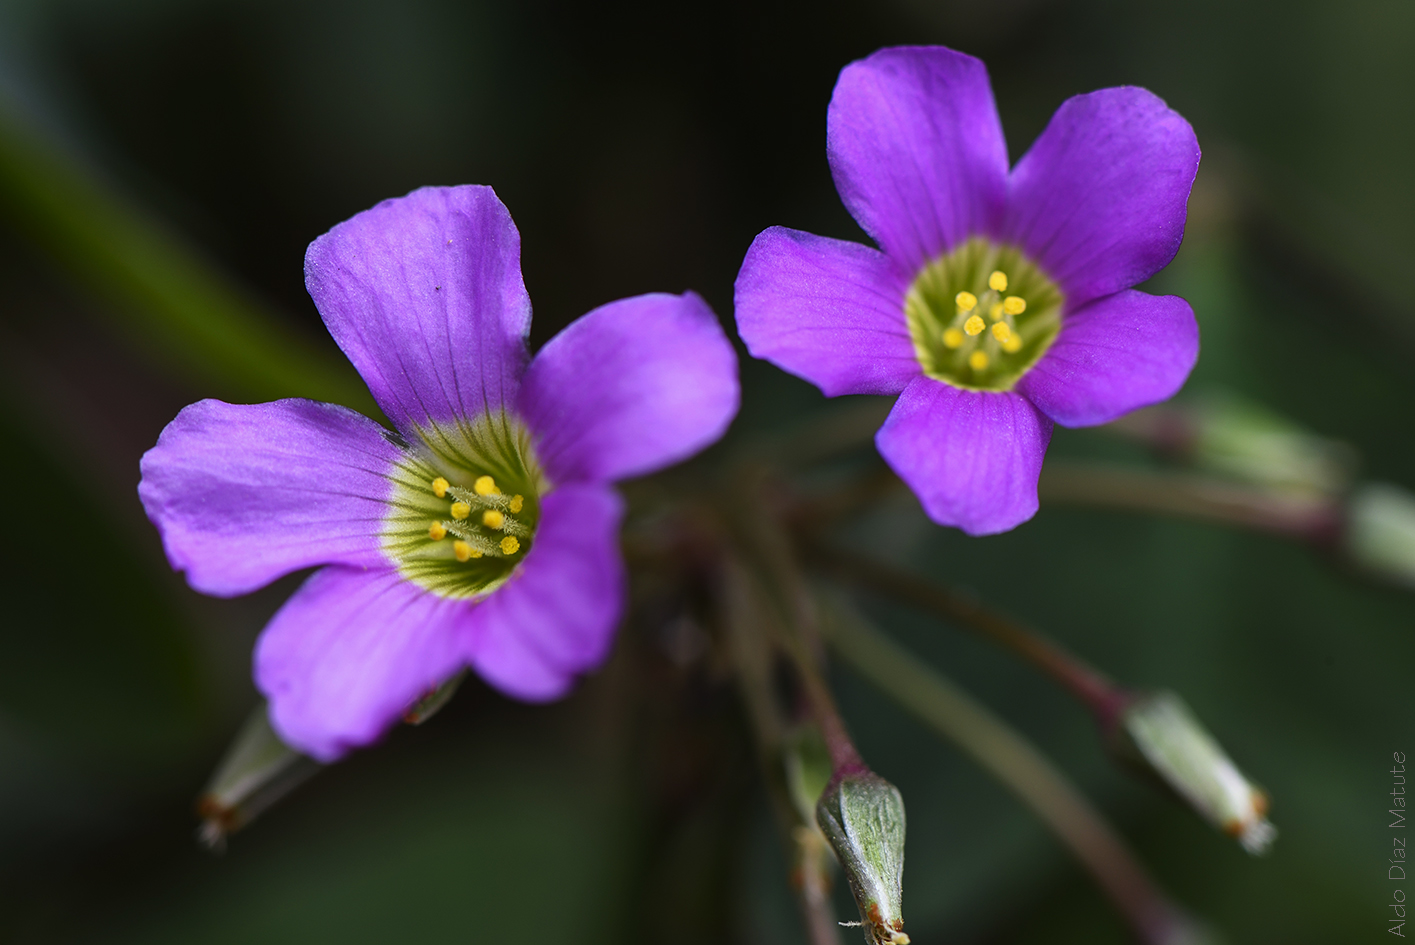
[0,0,1410,942]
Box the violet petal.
[518,292,739,485]
[305,185,531,435]
[876,376,1053,535]
[138,398,401,597]
[828,46,1009,271]
[1018,289,1199,427]
[734,226,919,397]
[1005,87,1200,309]
[255,566,473,761]
[469,483,625,701]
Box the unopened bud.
[1192,394,1354,496]
[1345,482,1415,590]
[403,670,468,724]
[1113,394,1355,497]
[1112,691,1275,855]
[816,767,909,944]
[196,703,320,850]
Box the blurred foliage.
[0,0,1411,942]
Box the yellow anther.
[988,270,1008,292]
[431,477,449,498]
[942,327,964,349]
[428,522,447,541]
[954,291,977,312]
[473,475,499,496]
[500,536,521,555]
[989,302,1004,320]
[482,509,505,529]
[969,351,990,371]
[1002,295,1026,316]
[1002,333,1023,354]
[453,540,474,562]
[509,495,524,513]
[990,322,1012,343]
[963,314,986,336]
[450,501,471,520]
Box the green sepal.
[1109,691,1276,855]
[1345,482,1415,589]
[403,670,469,725]
[196,703,320,850]
[815,768,909,944]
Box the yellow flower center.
[381,412,546,599]
[904,237,1064,392]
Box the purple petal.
[828,46,1009,270]
[1018,290,1199,427]
[305,185,531,435]
[876,377,1053,536]
[517,292,739,484]
[1004,87,1200,309]
[469,484,625,701]
[256,566,473,761]
[138,399,402,597]
[734,226,919,397]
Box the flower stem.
[807,546,1129,727]
[819,600,1211,945]
[726,470,863,772]
[717,552,844,945]
[1038,462,1343,543]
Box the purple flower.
[140,186,739,760]
[735,46,1200,535]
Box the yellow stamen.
[474,475,499,496]
[942,327,964,349]
[428,522,447,541]
[453,540,475,562]
[509,495,524,513]
[989,302,1004,320]
[482,509,505,529]
[1003,295,1026,316]
[450,501,471,520]
[990,322,1012,343]
[954,291,977,312]
[969,351,989,371]
[963,314,985,336]
[988,270,1008,292]
[431,477,449,498]
[1002,333,1022,354]
[500,536,520,555]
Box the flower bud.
[1191,394,1354,496]
[1345,482,1415,590]
[402,670,469,725]
[196,703,320,850]
[815,767,909,944]
[1111,691,1276,854]
[1113,394,1355,497]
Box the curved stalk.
[1038,462,1342,542]
[819,599,1213,945]
[808,546,1128,726]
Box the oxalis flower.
[735,45,1200,534]
[139,186,739,760]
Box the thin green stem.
[725,470,863,772]
[717,553,843,945]
[820,600,1208,945]
[1038,462,1342,543]
[808,546,1129,726]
